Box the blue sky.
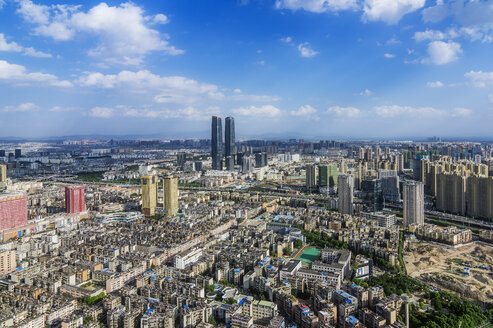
[1,0,493,139]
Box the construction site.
[404,240,493,305]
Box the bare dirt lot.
[405,241,493,303]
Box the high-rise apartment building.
[0,164,6,182]
[436,173,466,215]
[211,116,223,170]
[403,181,424,226]
[305,165,318,189]
[225,117,235,171]
[65,186,86,214]
[141,175,157,216]
[319,165,338,190]
[466,176,493,220]
[14,149,21,159]
[255,153,268,168]
[0,250,16,275]
[0,193,28,230]
[242,156,252,174]
[163,176,178,217]
[338,174,354,215]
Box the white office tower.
[242,156,252,174]
[403,181,425,226]
[338,174,354,215]
[306,164,318,188]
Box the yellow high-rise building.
[0,165,6,182]
[141,175,157,216]
[163,176,178,217]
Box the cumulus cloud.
[89,107,115,118]
[359,89,372,96]
[298,42,319,58]
[465,71,493,87]
[427,81,444,88]
[232,105,281,117]
[275,0,359,12]
[149,13,168,25]
[0,60,72,87]
[362,0,426,24]
[2,102,39,112]
[0,33,52,57]
[77,70,223,104]
[290,105,319,120]
[424,41,462,65]
[327,106,361,118]
[50,106,76,112]
[384,53,395,58]
[16,1,182,65]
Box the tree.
[208,316,217,325]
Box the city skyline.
[1,0,493,138]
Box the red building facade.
[0,193,28,231]
[65,186,86,214]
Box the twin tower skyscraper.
[211,116,235,171]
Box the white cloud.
[275,0,359,12]
[327,106,361,118]
[298,42,319,58]
[16,1,182,65]
[465,71,493,87]
[453,107,472,117]
[0,34,23,52]
[384,53,395,58]
[2,102,39,112]
[77,70,223,104]
[422,1,493,43]
[374,105,443,117]
[414,29,447,42]
[122,106,218,121]
[424,41,462,65]
[290,104,319,120]
[373,104,470,118]
[489,94,493,103]
[89,107,115,118]
[0,33,51,57]
[0,60,72,87]
[359,89,372,96]
[427,81,444,88]
[150,14,168,25]
[230,92,279,102]
[0,0,5,9]
[362,0,426,24]
[232,105,281,117]
[22,47,52,58]
[50,106,76,112]
[280,36,293,44]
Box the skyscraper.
[65,186,86,214]
[319,165,338,191]
[403,181,424,226]
[14,149,21,159]
[338,174,354,215]
[0,164,6,182]
[163,176,178,217]
[141,175,157,216]
[225,117,235,171]
[211,116,223,170]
